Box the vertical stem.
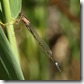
[1,0,19,60]
[1,0,24,80]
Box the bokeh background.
[15,0,80,80]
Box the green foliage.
[70,0,80,17]
[0,0,80,80]
[0,26,24,80]
[0,0,24,80]
[0,0,22,19]
[9,0,22,18]
[34,6,46,28]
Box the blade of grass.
[0,26,24,80]
[1,0,19,60]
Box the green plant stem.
[1,0,24,80]
[0,26,24,80]
[1,0,19,61]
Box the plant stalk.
[1,0,19,61]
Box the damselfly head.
[19,13,24,18]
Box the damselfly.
[18,13,61,72]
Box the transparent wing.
[26,24,61,72]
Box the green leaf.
[0,0,22,20]
[0,1,1,9]
[0,0,5,22]
[9,0,22,18]
[0,57,10,80]
[0,26,24,80]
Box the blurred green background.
[15,0,80,80]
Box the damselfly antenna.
[18,13,61,72]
